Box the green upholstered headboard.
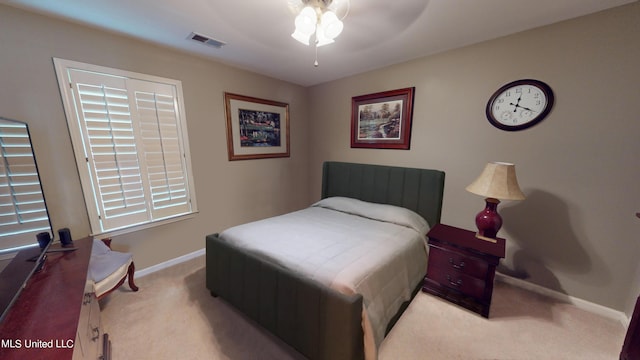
[321,161,445,228]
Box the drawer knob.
[449,258,465,270]
[83,293,93,305]
[91,327,100,342]
[446,275,463,287]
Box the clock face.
[486,79,554,131]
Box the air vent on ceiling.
[188,32,226,49]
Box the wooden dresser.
[422,224,505,318]
[619,213,640,359]
[0,237,110,360]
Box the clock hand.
[512,100,538,111]
[510,93,523,112]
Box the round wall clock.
[485,79,554,131]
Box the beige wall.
[307,3,640,312]
[1,2,638,315]
[0,5,310,270]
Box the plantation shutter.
[128,80,191,219]
[68,70,148,232]
[0,122,50,250]
[65,68,193,234]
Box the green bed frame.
[206,161,445,360]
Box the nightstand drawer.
[426,265,486,299]
[428,246,489,279]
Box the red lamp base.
[475,197,502,240]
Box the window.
[54,59,197,236]
[0,118,51,253]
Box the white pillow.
[312,196,430,234]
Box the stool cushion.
[89,239,133,297]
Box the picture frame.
[224,92,290,161]
[350,87,415,149]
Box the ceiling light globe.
[320,11,343,39]
[291,29,312,45]
[295,6,318,34]
[315,26,335,47]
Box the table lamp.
[465,162,525,242]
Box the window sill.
[91,211,199,239]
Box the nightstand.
[422,223,505,317]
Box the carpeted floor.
[100,255,626,359]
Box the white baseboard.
[135,248,205,278]
[495,273,630,327]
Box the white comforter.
[219,197,429,359]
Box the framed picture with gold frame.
[224,92,290,161]
[350,87,415,149]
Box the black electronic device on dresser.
[422,223,505,318]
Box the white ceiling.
[5,0,636,87]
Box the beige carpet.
[101,255,626,359]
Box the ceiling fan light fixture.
[290,0,348,48]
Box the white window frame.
[53,58,198,237]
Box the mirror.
[0,117,53,323]
[0,117,52,256]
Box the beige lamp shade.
[466,162,525,200]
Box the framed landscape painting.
[224,92,290,161]
[350,87,415,149]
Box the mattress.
[218,197,429,359]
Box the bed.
[206,161,445,360]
